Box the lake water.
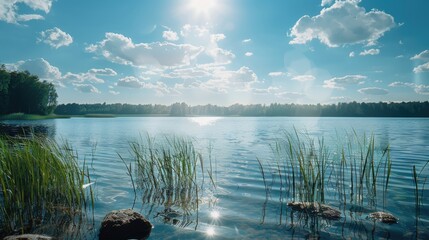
[1,117,429,239]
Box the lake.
[1,117,429,239]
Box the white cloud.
[109,90,120,95]
[291,74,315,82]
[86,32,204,67]
[88,68,117,76]
[180,25,235,65]
[211,34,226,42]
[6,58,116,89]
[39,27,73,49]
[7,58,61,80]
[0,0,52,23]
[244,52,253,57]
[73,84,100,93]
[162,30,179,41]
[389,81,429,95]
[268,72,287,77]
[162,67,210,80]
[62,72,105,84]
[359,48,380,56]
[358,87,389,95]
[323,75,367,89]
[349,51,355,57]
[321,0,334,6]
[413,62,429,73]
[242,38,252,43]
[201,66,259,93]
[275,91,306,99]
[290,0,395,47]
[117,76,145,88]
[330,96,348,101]
[395,55,404,59]
[410,50,429,60]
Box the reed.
[263,129,392,214]
[127,134,204,214]
[0,136,93,236]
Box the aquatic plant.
[126,135,204,214]
[260,129,392,225]
[412,160,428,238]
[0,136,93,236]
[334,131,391,207]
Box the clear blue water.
[1,117,429,239]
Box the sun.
[187,0,218,17]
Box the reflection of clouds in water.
[189,117,222,126]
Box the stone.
[287,202,341,220]
[369,211,398,224]
[99,209,153,240]
[3,234,53,240]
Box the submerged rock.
[99,209,153,240]
[3,234,53,240]
[287,202,341,220]
[369,211,398,224]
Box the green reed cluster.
[0,136,93,236]
[126,135,204,212]
[269,130,391,207]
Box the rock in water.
[369,211,398,224]
[287,202,341,220]
[3,234,53,240]
[99,209,153,240]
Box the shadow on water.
[0,122,56,138]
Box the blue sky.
[1,0,428,105]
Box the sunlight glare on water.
[189,117,222,126]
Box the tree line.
[0,66,58,115]
[54,101,429,117]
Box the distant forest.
[55,101,429,117]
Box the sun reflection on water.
[206,226,216,237]
[189,117,222,126]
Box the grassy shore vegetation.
[0,135,93,236]
[122,135,207,216]
[265,130,392,208]
[0,113,70,120]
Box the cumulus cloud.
[349,51,355,57]
[410,50,429,60]
[389,81,429,95]
[413,62,429,73]
[180,25,235,64]
[162,30,179,41]
[6,58,116,90]
[6,58,61,80]
[0,0,52,23]
[87,68,117,76]
[275,91,306,99]
[359,48,380,56]
[358,87,389,95]
[117,76,145,88]
[162,67,210,80]
[109,90,120,95]
[290,0,395,47]
[323,75,367,89]
[39,27,73,48]
[73,84,100,93]
[321,0,334,6]
[242,38,252,43]
[244,52,253,57]
[268,72,287,77]
[86,32,203,67]
[291,74,315,82]
[201,66,259,93]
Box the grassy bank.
[0,113,70,120]
[0,136,93,236]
